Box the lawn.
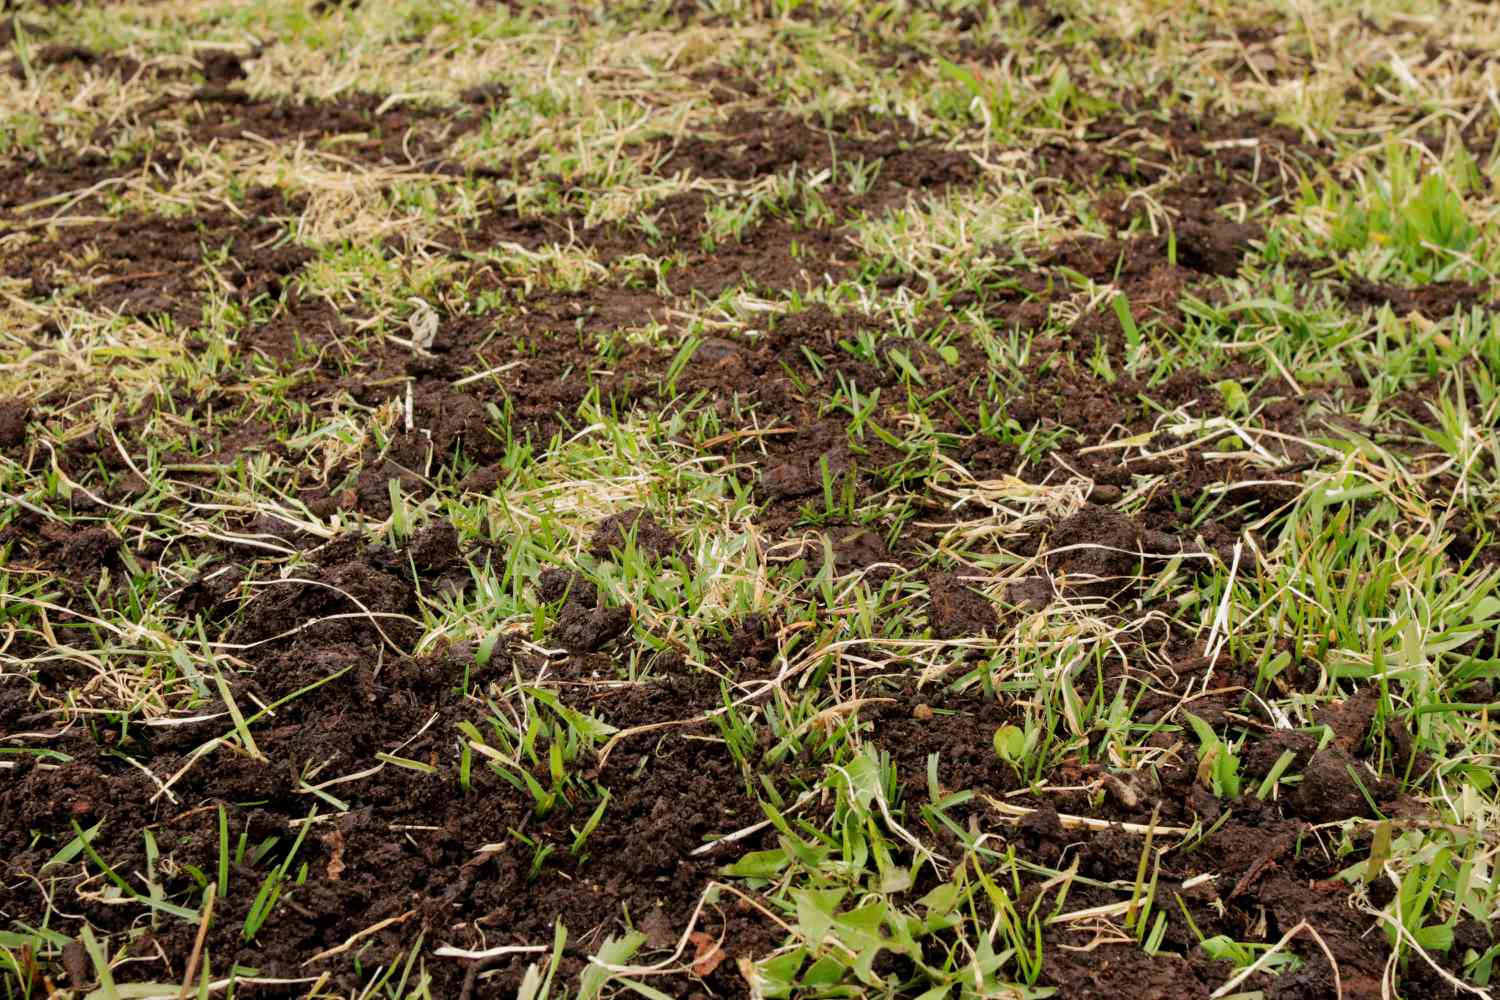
[1,0,1498,997]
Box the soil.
[588,508,686,563]
[1340,274,1497,317]
[0,397,29,451]
[0,150,169,217]
[13,186,310,325]
[0,13,1490,1000]
[926,572,998,639]
[154,88,487,167]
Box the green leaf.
[1183,711,1220,751]
[1215,380,1249,415]
[919,881,961,916]
[802,954,847,987]
[1112,294,1140,346]
[525,687,619,742]
[475,629,501,668]
[993,725,1026,761]
[889,348,926,385]
[1415,923,1454,953]
[45,820,104,871]
[793,887,845,944]
[840,749,882,810]
[758,948,806,996]
[723,847,789,879]
[578,931,646,1000]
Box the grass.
[2,0,1500,998]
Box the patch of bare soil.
[438,108,983,298]
[152,87,488,166]
[12,186,310,325]
[654,109,979,205]
[1340,274,1496,317]
[0,150,172,218]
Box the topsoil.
[0,11,1493,1000]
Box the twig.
[432,943,548,960]
[983,796,1192,836]
[176,884,216,1000]
[699,427,796,449]
[303,909,417,965]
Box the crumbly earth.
[2,1,1498,999]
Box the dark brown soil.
[0,397,29,451]
[589,507,685,563]
[655,109,979,206]
[0,14,1486,1000]
[926,572,998,638]
[8,42,142,78]
[0,16,48,47]
[1340,274,1497,317]
[11,186,309,324]
[0,150,167,217]
[156,88,486,166]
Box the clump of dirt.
[192,47,252,84]
[449,188,853,298]
[407,522,462,574]
[459,80,510,104]
[553,601,632,652]
[667,212,854,297]
[1040,944,1228,999]
[927,572,998,638]
[0,398,29,452]
[813,525,896,578]
[0,151,170,218]
[868,688,1022,803]
[702,613,780,675]
[230,541,419,654]
[657,110,979,207]
[1239,727,1320,781]
[1,518,122,584]
[441,110,981,300]
[1285,746,1392,822]
[60,525,122,577]
[172,564,248,623]
[1042,111,1326,223]
[1318,689,1378,752]
[1044,505,1145,598]
[8,43,142,79]
[750,420,863,503]
[536,567,598,606]
[239,295,354,362]
[538,566,633,652]
[589,508,685,563]
[0,16,47,45]
[1005,574,1055,611]
[434,193,595,254]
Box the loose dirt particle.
[553,603,632,653]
